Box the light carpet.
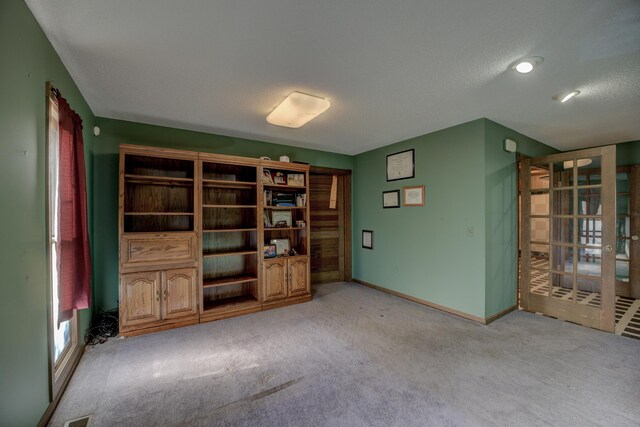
[49,282,640,426]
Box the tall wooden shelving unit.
[118,146,311,336]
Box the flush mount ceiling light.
[512,57,544,73]
[266,91,330,128]
[563,159,592,169]
[553,90,580,103]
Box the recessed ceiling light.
[266,91,330,128]
[553,90,580,103]
[512,57,544,73]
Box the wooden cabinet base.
[261,294,312,311]
[120,315,199,337]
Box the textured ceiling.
[26,0,640,155]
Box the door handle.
[156,290,160,301]
[603,245,613,252]
[632,236,639,241]
[164,289,168,300]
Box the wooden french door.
[521,146,616,332]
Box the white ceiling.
[26,0,640,155]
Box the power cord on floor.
[84,308,119,345]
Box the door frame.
[520,145,617,332]
[309,166,352,283]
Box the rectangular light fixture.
[266,91,330,128]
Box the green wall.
[616,140,640,166]
[0,0,94,425]
[352,119,488,318]
[92,117,353,310]
[352,118,556,320]
[483,120,558,318]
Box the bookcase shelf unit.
[119,145,311,336]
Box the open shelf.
[202,295,259,312]
[203,250,257,258]
[263,183,305,189]
[264,227,305,231]
[203,204,257,209]
[125,174,194,186]
[203,228,257,233]
[203,274,258,288]
[202,179,256,189]
[264,206,306,210]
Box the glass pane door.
[521,146,616,332]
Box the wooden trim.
[199,151,261,166]
[484,305,518,324]
[260,294,312,310]
[38,345,84,427]
[310,165,352,176]
[119,144,199,160]
[352,279,487,324]
[630,165,640,298]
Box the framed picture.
[403,185,425,206]
[262,169,274,184]
[362,230,373,250]
[263,245,277,258]
[273,171,287,185]
[287,173,305,187]
[386,149,415,181]
[270,238,291,255]
[271,210,292,227]
[382,190,400,208]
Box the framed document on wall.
[386,149,414,181]
[382,190,400,208]
[403,185,425,207]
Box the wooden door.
[309,170,351,284]
[263,258,287,301]
[288,257,310,296]
[521,146,616,332]
[162,268,198,319]
[120,271,161,327]
[615,165,640,298]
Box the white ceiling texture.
[26,0,640,155]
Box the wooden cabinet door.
[162,268,198,320]
[263,258,287,302]
[120,271,161,327]
[288,257,310,296]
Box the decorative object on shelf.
[296,220,306,228]
[287,173,305,187]
[296,194,307,207]
[274,220,288,228]
[264,212,272,228]
[403,185,425,207]
[272,210,293,227]
[271,238,291,255]
[279,155,290,162]
[289,248,298,256]
[362,230,373,250]
[387,148,415,182]
[274,171,287,185]
[264,189,273,206]
[382,190,400,208]
[263,244,277,258]
[262,169,274,184]
[260,156,271,160]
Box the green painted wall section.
[616,140,640,166]
[92,117,353,310]
[352,119,487,318]
[0,0,94,425]
[483,119,558,318]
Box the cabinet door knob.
[156,290,160,301]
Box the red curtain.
[57,95,91,324]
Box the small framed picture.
[403,185,425,207]
[362,230,373,250]
[272,210,292,227]
[382,190,400,208]
[287,173,305,187]
[295,220,306,228]
[386,149,415,181]
[270,238,291,255]
[262,169,274,184]
[263,245,277,258]
[274,171,287,185]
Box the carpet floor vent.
[63,415,92,427]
